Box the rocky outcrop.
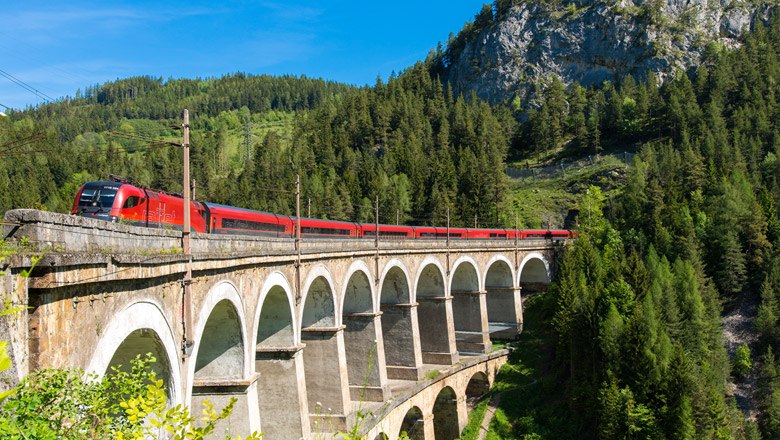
[443,0,775,104]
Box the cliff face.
[443,0,774,104]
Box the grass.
[459,395,492,440]
[424,369,441,380]
[511,154,628,228]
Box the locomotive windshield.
[76,182,120,214]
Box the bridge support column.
[417,296,458,365]
[381,302,424,381]
[422,412,436,440]
[486,286,523,339]
[254,345,309,440]
[456,394,468,435]
[452,290,492,354]
[344,312,391,402]
[301,326,352,432]
[191,375,260,437]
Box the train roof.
[202,202,281,216]
[82,181,123,190]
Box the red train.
[72,180,575,240]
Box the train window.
[489,233,507,238]
[222,218,286,232]
[419,232,460,238]
[381,231,410,237]
[122,196,140,209]
[78,188,117,209]
[301,227,351,235]
[364,230,410,237]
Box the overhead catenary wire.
[0,68,55,103]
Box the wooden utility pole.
[374,196,380,283]
[183,109,191,255]
[375,196,379,248]
[446,207,451,276]
[296,175,301,251]
[181,109,193,360]
[295,175,302,304]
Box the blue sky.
[0,1,484,111]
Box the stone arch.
[485,257,522,339]
[519,252,552,292]
[450,257,490,353]
[373,432,389,440]
[484,254,517,288]
[300,266,350,430]
[253,272,308,440]
[413,257,447,301]
[87,301,181,405]
[378,260,422,380]
[415,259,457,365]
[190,281,247,381]
[300,266,337,329]
[378,260,412,306]
[253,272,298,348]
[341,260,375,316]
[341,262,388,402]
[450,256,482,293]
[432,386,460,440]
[465,371,490,408]
[399,406,425,440]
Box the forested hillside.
[0,70,517,227]
[481,14,780,440]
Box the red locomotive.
[72,180,575,240]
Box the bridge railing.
[3,209,558,261]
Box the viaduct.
[0,209,563,439]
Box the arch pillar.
[191,375,260,436]
[302,325,352,432]
[417,296,458,365]
[343,311,391,401]
[486,286,523,339]
[382,302,424,380]
[451,289,491,354]
[456,394,468,435]
[422,412,435,440]
[255,345,309,440]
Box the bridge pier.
[381,302,425,380]
[254,345,309,440]
[486,286,523,339]
[417,296,459,365]
[301,326,352,432]
[191,375,259,437]
[452,290,492,354]
[344,312,391,402]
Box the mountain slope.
[439,0,774,104]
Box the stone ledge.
[451,289,487,296]
[344,311,383,319]
[416,296,451,303]
[300,325,346,334]
[192,373,260,394]
[255,344,305,360]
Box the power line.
[0,68,56,103]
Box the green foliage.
[424,369,441,380]
[0,354,261,440]
[733,343,752,379]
